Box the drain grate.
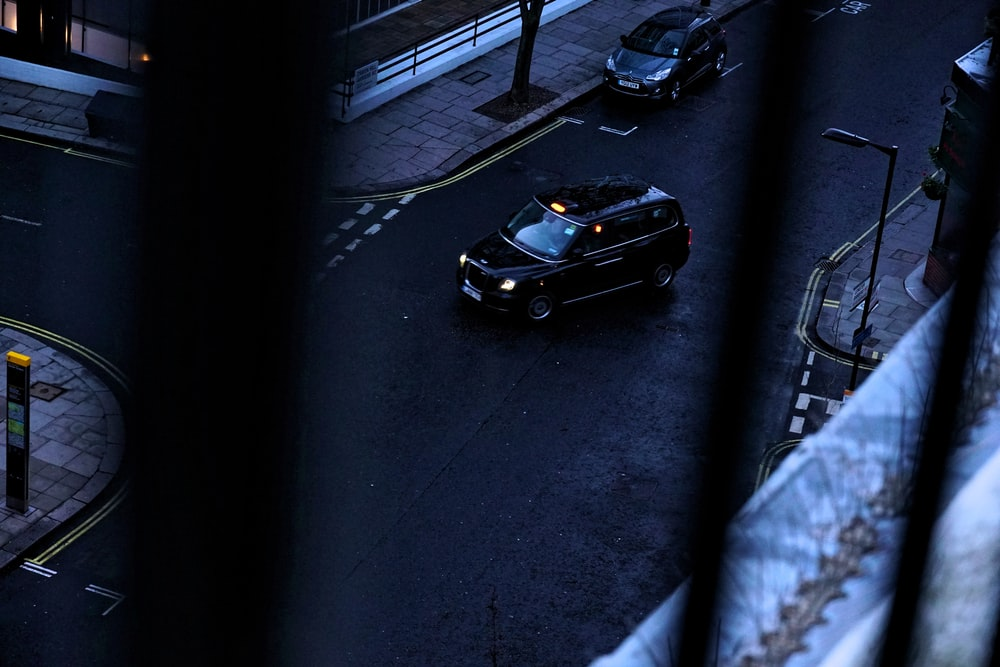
[30,382,65,401]
[815,257,841,271]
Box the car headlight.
[606,54,616,70]
[499,278,516,292]
[459,252,467,268]
[645,67,672,81]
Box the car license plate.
[461,284,482,301]
[618,79,640,90]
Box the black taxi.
[456,174,692,322]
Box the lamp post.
[821,127,898,394]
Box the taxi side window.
[577,224,613,254]
[647,206,678,233]
[612,213,643,243]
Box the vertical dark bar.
[877,50,1000,667]
[129,1,331,664]
[675,1,809,663]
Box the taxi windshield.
[503,200,580,260]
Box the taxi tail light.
[688,228,693,246]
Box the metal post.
[848,145,898,391]
[820,128,898,394]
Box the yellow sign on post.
[6,351,31,513]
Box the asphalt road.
[0,0,987,664]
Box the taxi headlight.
[606,54,616,70]
[499,278,516,292]
[459,252,467,268]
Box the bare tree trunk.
[509,0,544,104]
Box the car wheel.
[650,262,676,290]
[525,292,556,322]
[668,80,682,104]
[713,48,727,75]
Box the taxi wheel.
[650,262,676,290]
[525,292,556,322]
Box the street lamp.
[821,127,898,394]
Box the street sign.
[353,61,379,94]
[852,324,873,349]
[851,277,870,311]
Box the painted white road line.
[1,214,42,226]
[339,218,358,230]
[383,208,400,220]
[356,203,375,215]
[85,584,126,616]
[364,223,382,236]
[21,561,56,577]
[719,62,743,77]
[789,416,805,435]
[598,125,638,136]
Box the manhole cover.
[460,70,490,85]
[30,382,65,401]
[889,248,922,263]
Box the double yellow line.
[28,481,130,565]
[794,185,923,363]
[326,118,568,204]
[0,316,132,564]
[0,130,134,168]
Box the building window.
[70,0,150,72]
[1,0,17,32]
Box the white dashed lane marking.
[326,194,418,270]
[788,349,841,436]
[789,415,806,435]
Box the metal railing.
[333,0,557,121]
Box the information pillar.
[6,352,31,513]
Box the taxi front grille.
[464,263,490,291]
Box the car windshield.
[625,24,686,57]
[503,200,580,260]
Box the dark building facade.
[0,0,149,83]
[924,31,998,295]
